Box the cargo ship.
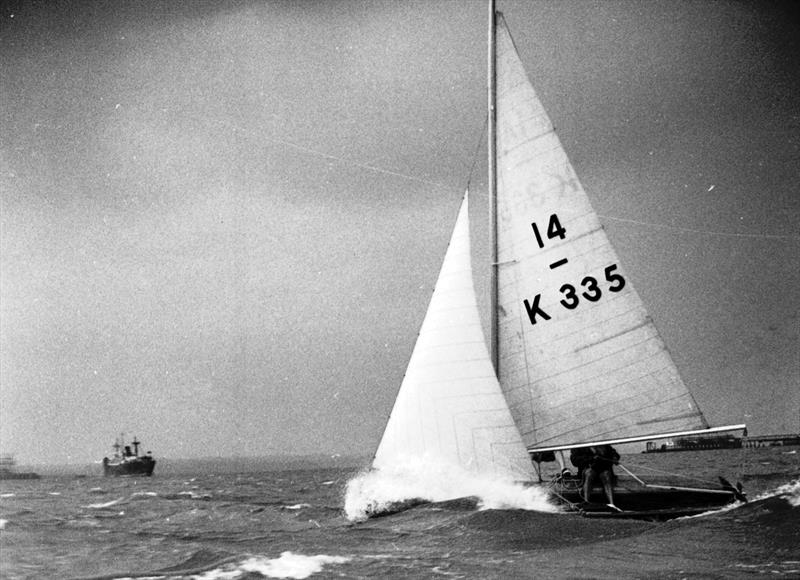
[102,436,156,476]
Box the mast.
[488,0,498,371]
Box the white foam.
[194,552,350,579]
[0,519,7,529]
[774,479,800,507]
[681,478,800,519]
[737,478,800,507]
[85,497,125,509]
[343,458,559,521]
[177,491,212,499]
[282,503,311,510]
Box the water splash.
[771,479,800,507]
[343,457,559,522]
[682,478,800,519]
[196,551,350,579]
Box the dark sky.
[1,0,798,465]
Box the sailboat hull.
[548,479,740,519]
[360,486,737,521]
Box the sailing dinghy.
[364,2,746,520]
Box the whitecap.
[194,551,350,579]
[737,478,800,507]
[85,497,125,509]
[774,479,800,507]
[177,491,212,499]
[282,503,311,511]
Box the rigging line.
[465,114,489,192]
[179,110,455,192]
[269,134,453,191]
[619,461,720,486]
[598,214,799,241]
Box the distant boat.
[102,435,156,477]
[369,1,746,520]
[0,454,40,480]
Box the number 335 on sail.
[522,213,627,325]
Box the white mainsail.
[492,14,717,452]
[373,192,534,480]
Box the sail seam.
[524,333,667,394]
[502,140,562,163]
[507,308,649,362]
[530,392,700,443]
[507,128,555,149]
[636,411,704,425]
[505,342,673,410]
[503,304,653,371]
[574,320,653,352]
[531,284,636,324]
[539,372,690,422]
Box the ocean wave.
[84,497,125,509]
[194,551,350,579]
[343,459,559,521]
[282,503,311,511]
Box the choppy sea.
[1,446,798,579]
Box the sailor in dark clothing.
[570,445,620,508]
[531,450,570,482]
[569,446,592,480]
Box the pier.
[741,433,800,448]
[644,433,800,453]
